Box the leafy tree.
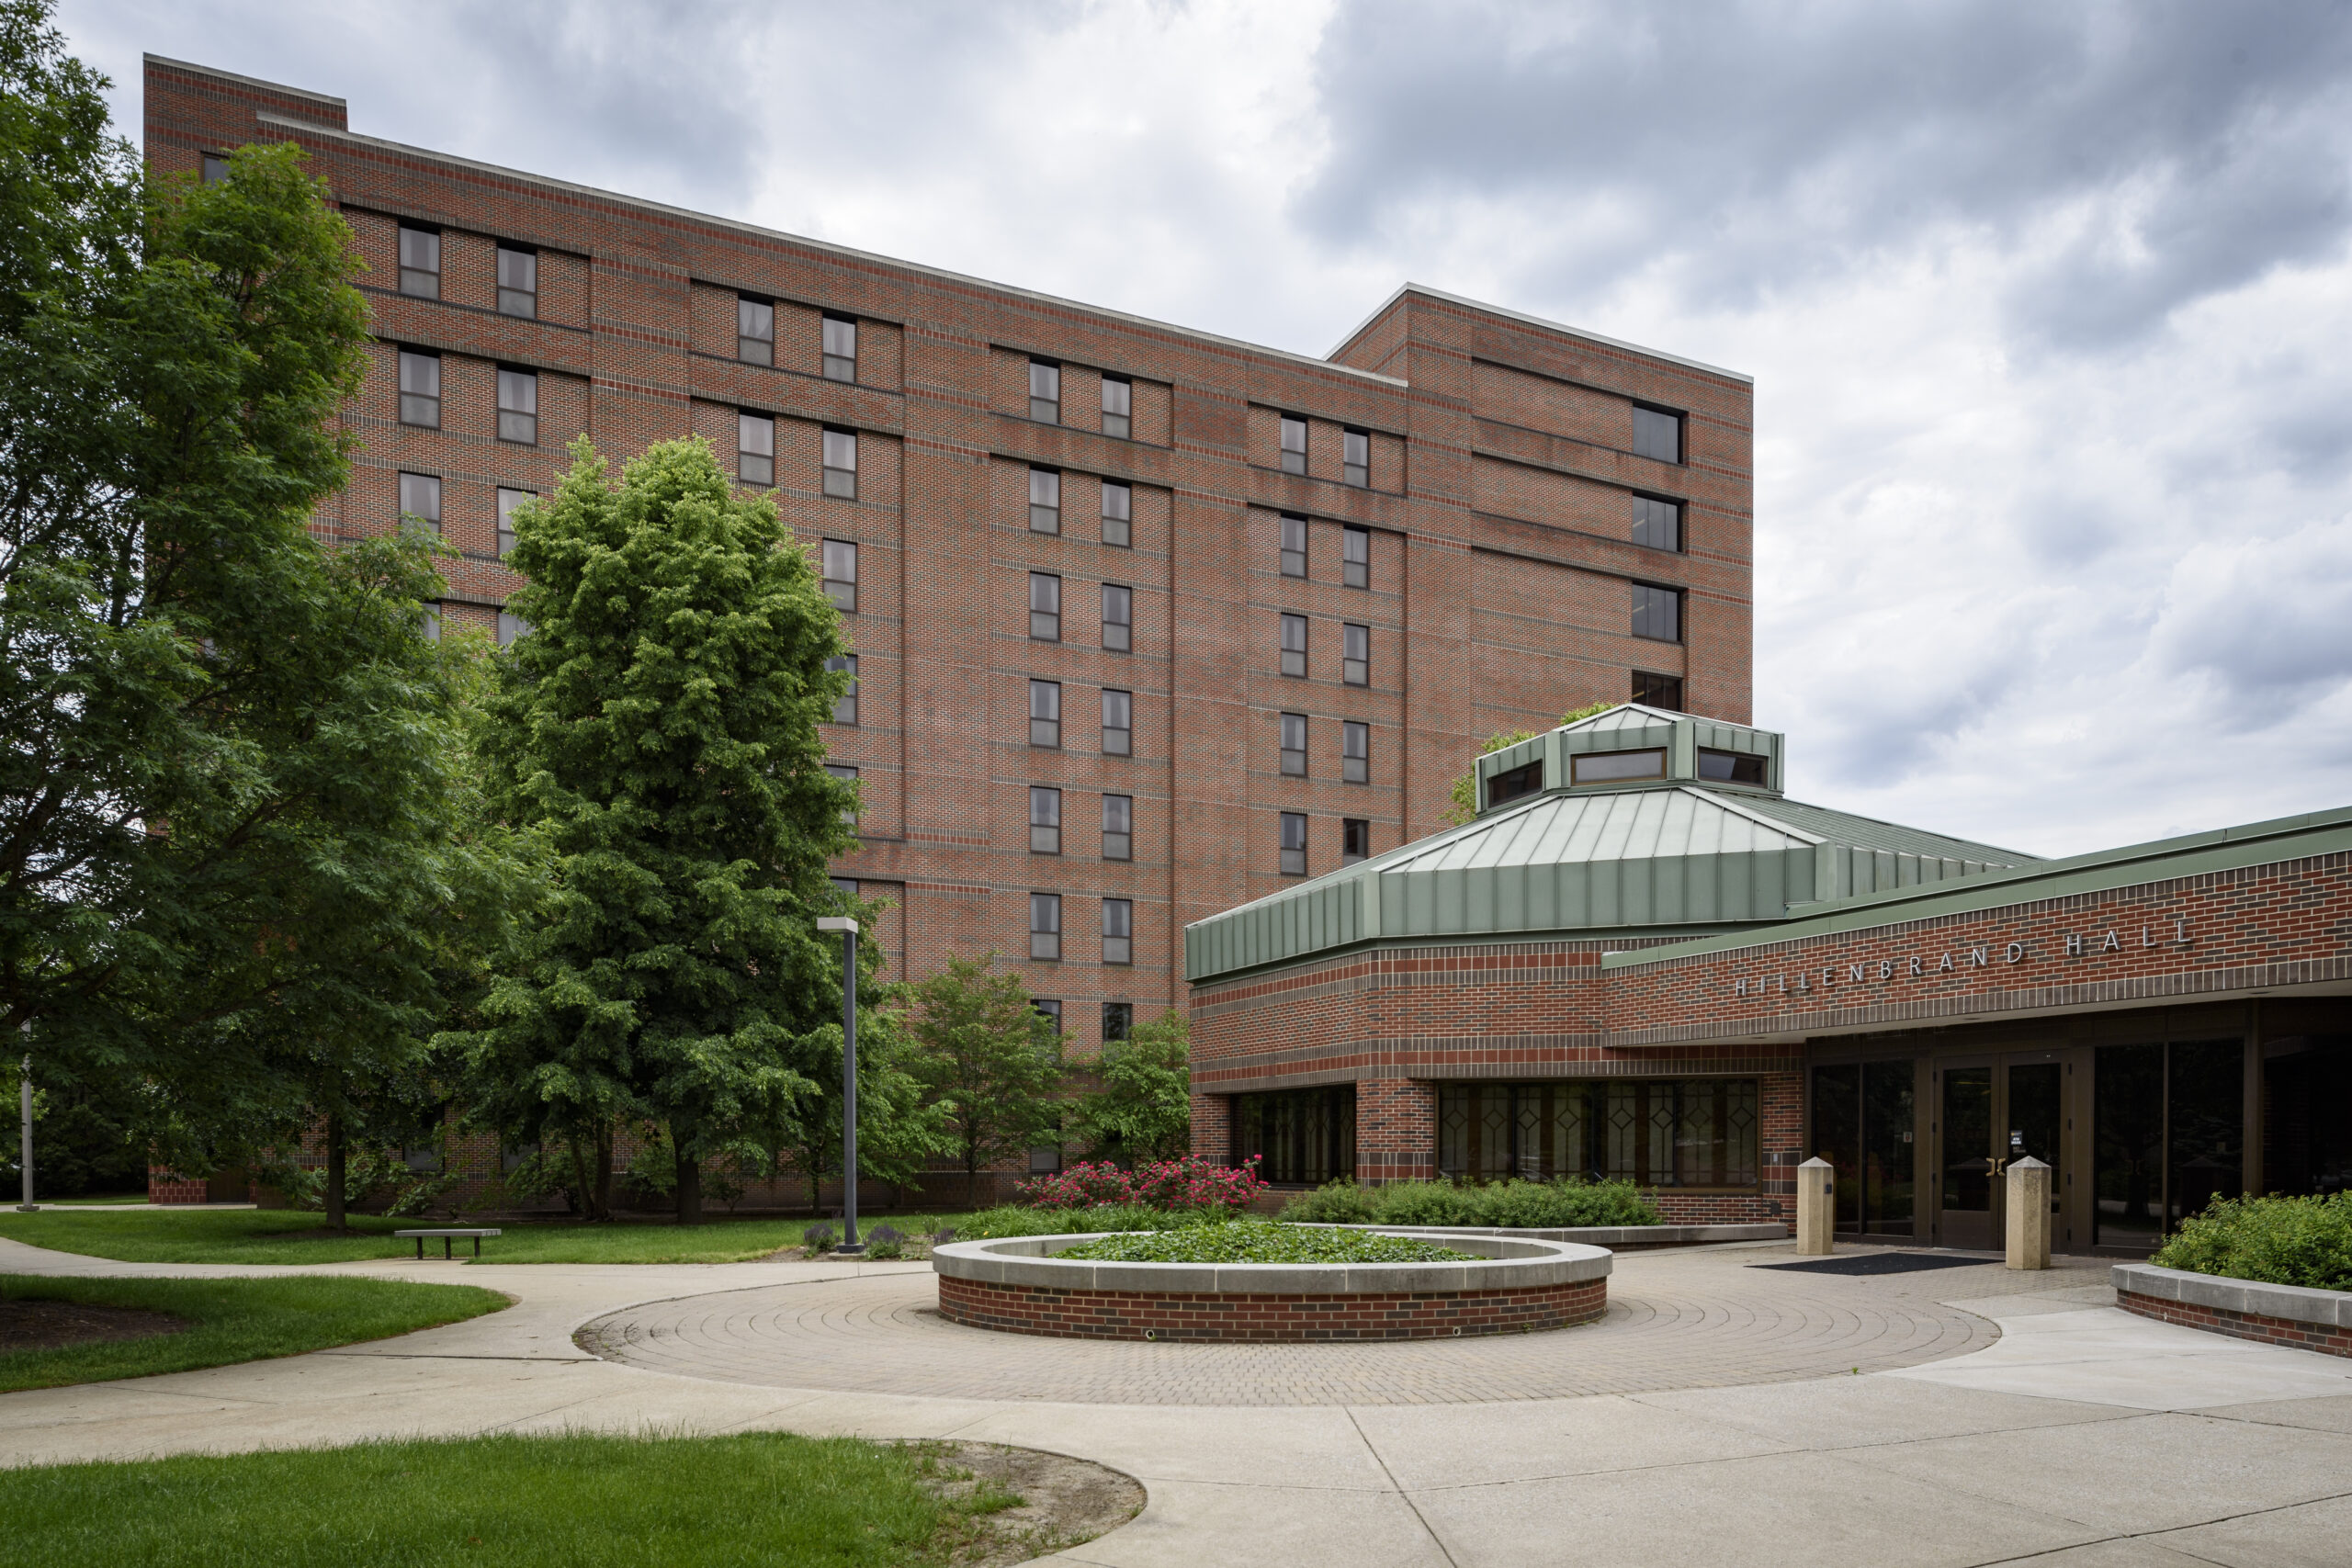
[1070,1010,1193,1163]
[458,435,859,1224]
[775,958,955,1213]
[908,954,1064,1206]
[1440,703,1617,826]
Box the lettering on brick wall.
[1727,919,2191,998]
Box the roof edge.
[1329,284,1754,386]
[145,53,346,113]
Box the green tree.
[458,436,859,1224]
[1439,703,1617,826]
[908,954,1064,1206]
[776,966,955,1212]
[1070,1010,1193,1163]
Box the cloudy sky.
[62,0,2352,860]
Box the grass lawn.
[0,1274,507,1392]
[0,1207,981,1266]
[0,1431,1027,1568]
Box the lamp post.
[17,1021,34,1213]
[815,917,862,1255]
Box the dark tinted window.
[1486,760,1543,807]
[1633,583,1681,643]
[1571,749,1666,784]
[496,247,537,317]
[1631,671,1683,710]
[1697,748,1767,786]
[398,226,440,298]
[1632,495,1680,551]
[1632,405,1681,464]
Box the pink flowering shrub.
[1016,1155,1266,1213]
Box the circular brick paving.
[576,1245,2114,1407]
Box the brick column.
[1190,1089,1231,1166]
[1356,1077,1436,1184]
[148,1166,207,1204]
[1759,1068,1803,1220]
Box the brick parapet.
[936,1273,1604,1341]
[2118,1290,2352,1359]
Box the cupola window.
[1697,749,1768,786]
[1569,749,1666,785]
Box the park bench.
[394,1227,502,1259]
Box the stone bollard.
[1795,1156,1835,1255]
[2005,1155,2051,1270]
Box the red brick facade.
[936,1271,1605,1341]
[2118,1289,2352,1359]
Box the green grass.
[1057,1220,1477,1264]
[0,1431,1027,1568]
[35,1193,150,1206]
[0,1273,507,1392]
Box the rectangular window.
[497,368,538,445]
[398,472,441,538]
[1279,712,1307,777]
[821,314,857,381]
[1279,414,1307,475]
[1487,760,1543,807]
[420,606,441,643]
[1030,786,1062,854]
[1030,679,1061,748]
[1280,613,1307,678]
[1028,467,1060,534]
[822,428,858,500]
[1034,998,1063,1036]
[1342,719,1369,784]
[738,297,775,366]
[1342,818,1370,865]
[1279,811,1308,876]
[1029,360,1061,423]
[1280,514,1307,578]
[1437,1079,1758,1186]
[1343,428,1370,487]
[200,152,230,184]
[1632,404,1682,465]
[496,610,528,647]
[1233,1087,1357,1184]
[1632,671,1683,710]
[1102,898,1133,965]
[1101,688,1131,756]
[1101,480,1132,547]
[1102,794,1132,861]
[738,411,775,486]
[1342,525,1369,589]
[831,876,859,900]
[1029,572,1061,641]
[1571,749,1666,784]
[496,246,537,318]
[1029,892,1062,961]
[397,350,441,428]
[1697,747,1767,786]
[1342,623,1369,686]
[826,762,859,827]
[821,539,857,612]
[1101,376,1131,439]
[1102,1001,1133,1042]
[1633,584,1682,643]
[1101,583,1132,652]
[496,488,531,559]
[398,226,440,298]
[1632,495,1681,552]
[826,653,858,725]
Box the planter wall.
[2113,1263,2352,1359]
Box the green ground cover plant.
[2154,1192,2352,1292]
[0,1274,504,1392]
[0,1431,1025,1568]
[1279,1177,1662,1229]
[958,1202,1227,1240]
[1057,1221,1476,1265]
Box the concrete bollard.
[1795,1156,1834,1255]
[2005,1155,2051,1270]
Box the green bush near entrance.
[1057,1221,1476,1265]
[1280,1177,1663,1229]
[2154,1192,2352,1292]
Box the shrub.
[1278,1176,1664,1230]
[1058,1221,1476,1265]
[1363,1180,1486,1227]
[1014,1155,1266,1213]
[864,1224,905,1261]
[960,1202,1217,1239]
[800,1223,836,1253]
[1476,1178,1662,1228]
[1279,1179,1380,1225]
[2154,1192,2352,1292]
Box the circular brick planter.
[931,1230,1611,1342]
[2113,1263,2352,1359]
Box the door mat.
[1753,1251,1997,1276]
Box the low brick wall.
[2113,1263,2352,1359]
[938,1272,1605,1342]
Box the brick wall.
[2118,1288,2352,1359]
[936,1272,1605,1341]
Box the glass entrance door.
[2001,1061,2064,1250]
[1938,1064,1995,1250]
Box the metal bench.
[394,1227,502,1259]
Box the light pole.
[17,1021,34,1213]
[815,917,863,1255]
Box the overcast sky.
[61,0,2352,860]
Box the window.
[821,539,857,612]
[738,411,775,486]
[398,226,440,298]
[1279,811,1308,876]
[822,429,858,500]
[496,488,532,559]
[1030,786,1062,854]
[1102,376,1131,439]
[1279,414,1307,475]
[826,654,858,725]
[826,763,859,826]
[1342,623,1369,686]
[738,297,774,366]
[1102,1001,1133,1042]
[1034,998,1064,1035]
[398,472,441,537]
[1343,428,1369,487]
[1029,679,1061,748]
[1101,584,1131,652]
[1487,760,1544,808]
[1280,514,1307,578]
[1342,720,1369,784]
[821,314,856,381]
[1632,404,1682,464]
[1029,572,1061,641]
[496,246,537,317]
[1437,1078,1758,1187]
[420,606,442,643]
[1570,749,1666,784]
[200,152,229,184]
[1698,748,1768,786]
[1101,480,1131,547]
[1028,468,1060,534]
[1100,688,1131,755]
[1102,794,1132,860]
[1102,898,1133,964]
[1233,1087,1357,1184]
[1280,613,1307,677]
[1342,525,1369,589]
[497,368,537,445]
[1342,818,1370,865]
[497,611,529,647]
[1632,495,1681,552]
[831,876,859,900]
[1029,893,1062,960]
[1632,671,1684,710]
[1633,583,1682,643]
[1279,712,1307,776]
[397,350,441,428]
[1029,360,1061,423]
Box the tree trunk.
[966,1142,979,1210]
[590,1122,613,1221]
[564,1134,592,1216]
[323,1113,346,1232]
[676,1152,703,1225]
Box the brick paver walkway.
[578,1244,2114,1406]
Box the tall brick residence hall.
[1185,706,2352,1253]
